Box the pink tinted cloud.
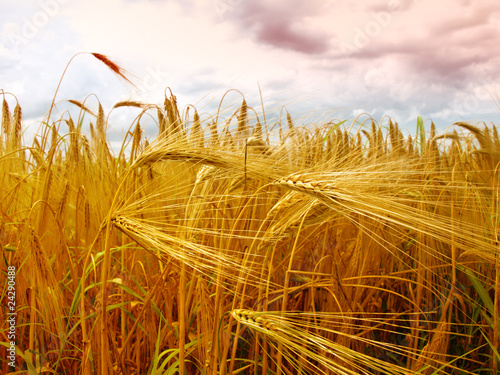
[329,0,500,86]
[368,0,415,13]
[430,4,498,35]
[254,20,328,54]
[232,0,330,54]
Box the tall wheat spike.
[1,98,11,153]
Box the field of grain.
[1,55,499,374]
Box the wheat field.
[1,54,499,374]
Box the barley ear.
[12,103,22,153]
[68,100,97,117]
[2,99,11,149]
[286,111,294,130]
[91,53,137,89]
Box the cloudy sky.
[1,0,500,143]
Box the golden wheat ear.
[91,53,139,90]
